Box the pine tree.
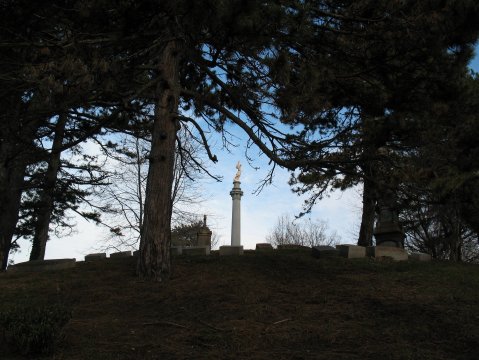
[108,1,313,280]
[399,72,479,261]
[0,1,137,269]
[281,1,479,247]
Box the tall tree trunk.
[448,205,463,262]
[0,94,30,269]
[357,175,376,247]
[137,40,180,281]
[0,149,26,270]
[29,114,67,261]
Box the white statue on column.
[234,161,241,182]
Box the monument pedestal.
[219,245,244,256]
[367,246,408,261]
[370,204,408,260]
[373,206,405,248]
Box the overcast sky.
[10,46,479,264]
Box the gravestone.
[311,245,339,258]
[373,205,405,248]
[8,259,76,272]
[84,253,106,261]
[256,243,274,251]
[373,157,405,248]
[409,252,432,261]
[277,244,310,250]
[182,246,209,256]
[171,246,183,256]
[110,251,132,258]
[336,244,366,258]
[197,215,212,248]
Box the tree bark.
[29,113,67,261]
[0,146,27,270]
[357,175,376,247]
[137,40,180,281]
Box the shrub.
[0,303,71,356]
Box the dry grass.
[1,250,479,359]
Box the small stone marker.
[171,246,183,256]
[336,244,366,259]
[277,244,310,250]
[182,246,209,256]
[84,253,106,261]
[255,243,274,251]
[367,246,408,261]
[311,245,339,258]
[110,251,132,258]
[409,252,432,262]
[8,259,76,272]
[219,245,244,256]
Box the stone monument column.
[373,202,405,248]
[220,162,244,256]
[373,147,405,249]
[368,146,408,261]
[230,180,243,246]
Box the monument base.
[182,246,210,256]
[367,246,408,261]
[373,221,405,248]
[219,245,244,256]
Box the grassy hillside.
[1,250,478,359]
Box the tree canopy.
[1,0,479,274]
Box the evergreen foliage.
[1,0,479,274]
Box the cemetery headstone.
[110,251,132,258]
[277,244,310,250]
[311,245,339,258]
[256,243,274,251]
[336,244,366,258]
[409,252,432,261]
[8,259,76,272]
[85,253,107,261]
[197,215,212,248]
[182,246,209,256]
